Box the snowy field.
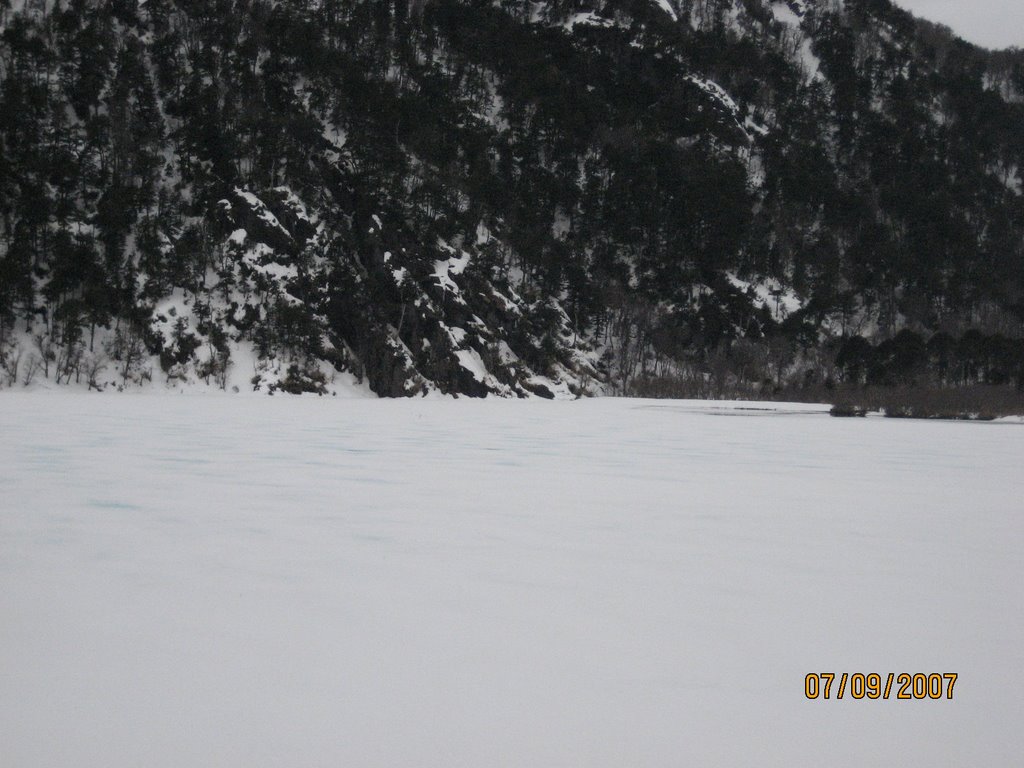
[2,394,1023,767]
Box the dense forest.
[2,0,1023,399]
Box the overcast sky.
[893,1,1024,49]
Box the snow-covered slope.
[2,0,1023,399]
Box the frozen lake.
[2,394,1022,766]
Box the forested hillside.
[2,0,1023,397]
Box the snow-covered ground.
[2,394,1022,767]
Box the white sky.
[894,1,1024,50]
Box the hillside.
[2,0,1023,397]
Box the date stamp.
[805,673,957,700]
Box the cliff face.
[2,0,1023,395]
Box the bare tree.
[22,354,42,386]
[32,333,55,380]
[84,353,107,391]
[105,328,147,388]
[55,341,85,385]
[1,343,22,388]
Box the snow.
[744,115,770,136]
[746,150,767,188]
[551,208,572,240]
[432,240,472,299]
[562,12,613,31]
[989,161,1023,195]
[686,74,770,140]
[320,123,349,164]
[1,395,1022,766]
[688,75,739,114]
[797,37,823,81]
[491,286,522,315]
[443,329,515,394]
[652,0,678,22]
[446,325,468,345]
[150,288,192,332]
[235,189,288,236]
[727,270,805,320]
[769,2,822,82]
[771,1,802,27]
[272,186,315,226]
[240,243,298,283]
[454,347,496,387]
[432,260,460,294]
